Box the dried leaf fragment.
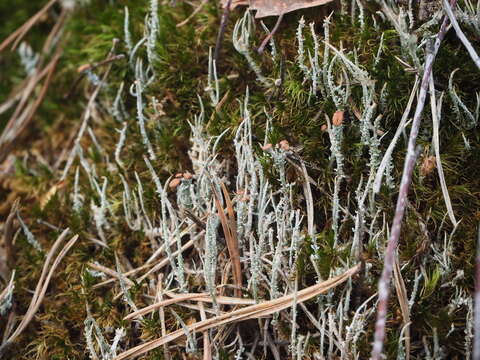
[221,0,335,18]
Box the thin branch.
[214,0,232,63]
[124,292,256,320]
[257,13,284,54]
[371,3,456,358]
[475,224,480,360]
[443,0,480,70]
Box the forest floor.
[0,0,480,359]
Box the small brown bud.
[321,124,328,132]
[332,111,344,126]
[183,172,193,180]
[420,156,436,176]
[175,173,183,178]
[77,63,91,73]
[169,178,181,189]
[261,143,273,151]
[279,140,290,151]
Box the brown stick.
[475,225,480,360]
[0,230,78,356]
[370,3,456,358]
[41,7,68,54]
[0,0,58,52]
[213,0,232,63]
[257,13,284,54]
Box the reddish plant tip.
[332,111,344,126]
[169,178,181,189]
[279,139,290,151]
[174,173,183,178]
[321,124,328,132]
[261,143,273,151]
[183,172,193,180]
[420,155,436,176]
[77,63,91,73]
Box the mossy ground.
[1,0,479,359]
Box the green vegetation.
[0,0,479,359]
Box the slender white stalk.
[443,0,480,70]
[429,76,458,226]
[124,6,132,55]
[131,59,156,160]
[17,212,42,251]
[373,77,419,193]
[115,122,128,170]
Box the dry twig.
[115,263,360,360]
[371,3,456,358]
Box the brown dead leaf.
[222,0,334,18]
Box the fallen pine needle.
[124,292,256,320]
[393,254,411,360]
[176,0,208,27]
[0,228,78,355]
[211,182,242,297]
[114,263,360,360]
